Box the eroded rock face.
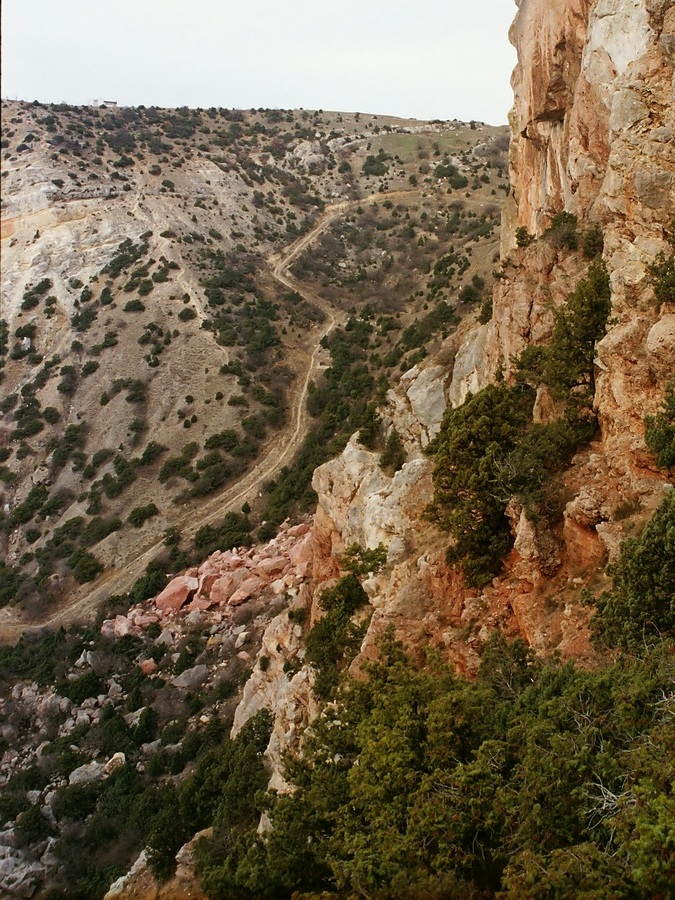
[303,0,674,675]
[461,0,674,487]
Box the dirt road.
[0,190,421,641]
[0,204,347,640]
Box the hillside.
[0,0,674,896]
[0,102,508,636]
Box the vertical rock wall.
[311,0,674,670]
[496,0,674,478]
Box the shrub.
[380,429,406,473]
[43,406,60,424]
[128,503,159,528]
[82,360,99,376]
[647,250,675,304]
[582,224,604,259]
[515,226,534,248]
[591,492,675,650]
[123,298,146,312]
[71,307,98,332]
[545,211,578,251]
[68,548,103,583]
[645,382,675,470]
[305,574,370,698]
[57,669,104,704]
[193,512,252,556]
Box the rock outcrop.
[301,0,674,673]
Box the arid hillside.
[1,101,508,635]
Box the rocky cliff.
[292,0,674,678]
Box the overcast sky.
[2,0,517,124]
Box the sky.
[1,0,517,124]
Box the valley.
[0,0,673,895]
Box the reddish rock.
[113,615,142,638]
[100,620,116,640]
[130,612,160,628]
[229,576,264,606]
[210,574,236,605]
[140,659,157,676]
[219,550,245,570]
[155,575,198,613]
[198,571,220,597]
[288,523,310,538]
[253,556,288,578]
[288,532,313,577]
[187,596,214,612]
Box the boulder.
[105,752,126,775]
[139,659,157,676]
[69,761,105,786]
[113,616,141,638]
[253,556,288,578]
[210,574,236,604]
[288,533,313,577]
[155,575,198,613]
[229,576,264,606]
[172,665,209,691]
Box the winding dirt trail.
[0,189,421,641]
[0,204,349,640]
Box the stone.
[113,615,141,638]
[288,533,313,577]
[172,664,209,691]
[253,556,288,578]
[69,760,105,786]
[228,576,264,606]
[139,659,157,676]
[105,752,126,775]
[155,575,198,613]
[634,171,674,209]
[287,523,310,537]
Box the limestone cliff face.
[499,0,674,487]
[304,0,674,671]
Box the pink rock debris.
[210,574,236,605]
[288,532,313,577]
[140,659,157,676]
[155,575,198,613]
[229,576,264,606]
[198,571,220,597]
[253,556,288,578]
[187,596,214,612]
[100,620,116,640]
[288,523,310,538]
[113,616,141,638]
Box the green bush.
[192,630,675,899]
[545,211,579,251]
[647,250,675,304]
[591,492,675,650]
[68,548,103,583]
[123,298,146,312]
[380,428,405,473]
[428,383,533,586]
[582,224,604,258]
[645,382,675,470]
[515,226,534,247]
[305,575,369,698]
[57,669,104,704]
[128,503,159,528]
